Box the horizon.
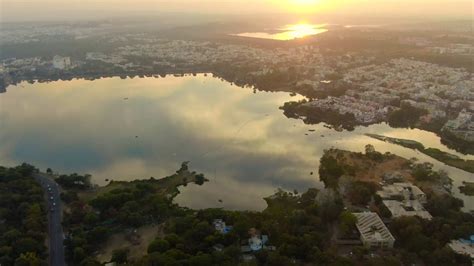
[1,0,473,22]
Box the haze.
[1,0,472,22]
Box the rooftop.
[448,240,474,259]
[353,212,395,243]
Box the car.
[50,197,54,200]
[50,208,55,212]
[53,202,56,206]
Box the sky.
[1,0,472,22]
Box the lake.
[1,75,472,211]
[235,23,328,40]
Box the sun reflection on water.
[235,23,328,41]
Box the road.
[34,173,66,266]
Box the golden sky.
[1,0,472,21]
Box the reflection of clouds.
[1,76,472,211]
[176,175,277,211]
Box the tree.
[388,103,427,128]
[339,211,357,237]
[346,181,376,206]
[86,226,109,244]
[188,253,212,266]
[351,246,368,261]
[319,155,344,188]
[73,247,86,263]
[14,252,42,266]
[195,174,206,185]
[111,248,129,264]
[148,239,170,254]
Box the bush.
[148,239,170,254]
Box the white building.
[353,212,395,249]
[52,55,71,70]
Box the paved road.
[34,173,66,266]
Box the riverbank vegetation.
[366,133,474,173]
[281,100,357,130]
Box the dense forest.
[0,164,48,266]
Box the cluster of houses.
[443,109,474,143]
[346,178,433,250]
[304,95,391,124]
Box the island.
[365,133,474,173]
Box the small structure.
[241,228,275,253]
[448,236,474,263]
[353,212,395,249]
[248,228,265,251]
[213,219,233,234]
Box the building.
[377,182,432,220]
[382,200,432,220]
[448,236,474,264]
[377,182,427,203]
[52,55,71,70]
[353,212,395,249]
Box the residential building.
[377,182,427,203]
[353,212,395,249]
[377,182,432,219]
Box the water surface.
[235,23,328,40]
[1,75,472,211]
